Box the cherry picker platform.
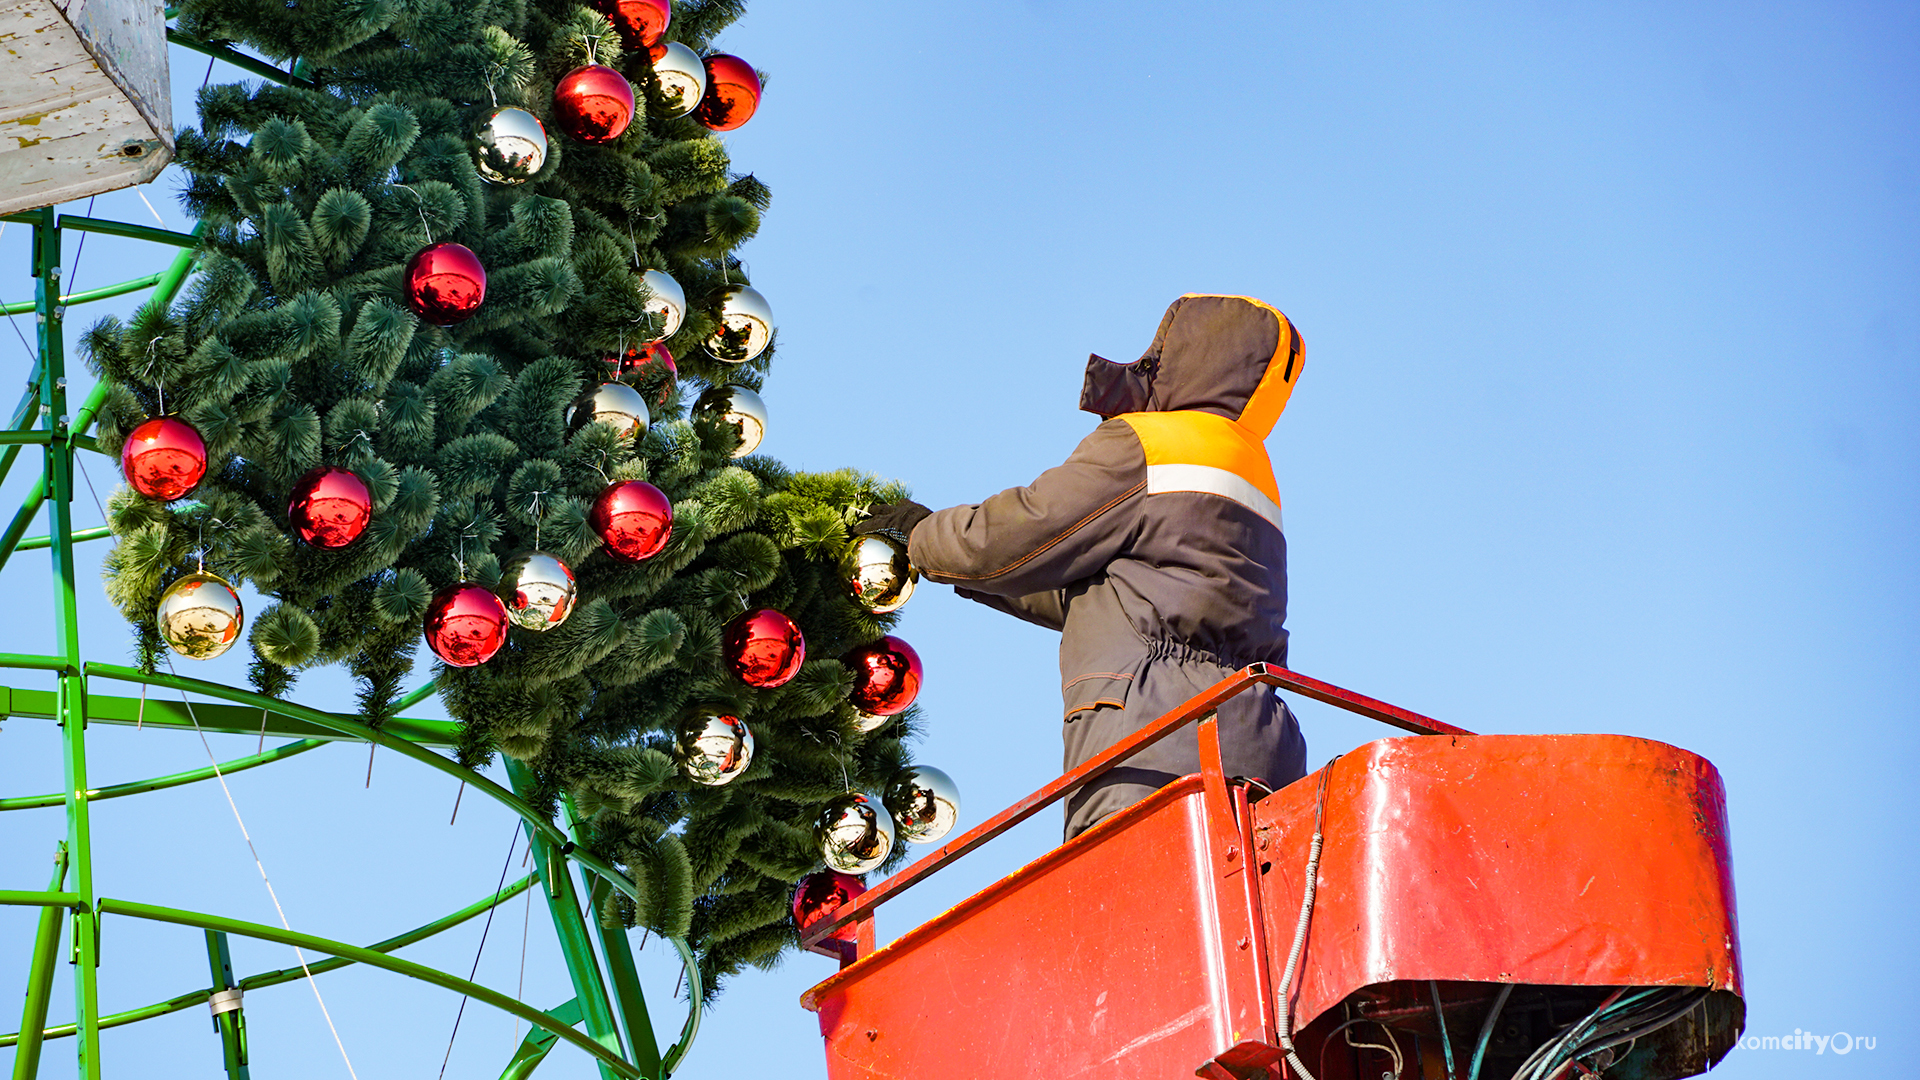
[798,664,1743,1080]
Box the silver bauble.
[475,107,548,185]
[652,42,707,118]
[640,269,686,340]
[885,766,961,845]
[566,381,651,438]
[156,572,244,660]
[691,385,767,458]
[704,285,773,363]
[499,551,576,632]
[676,714,754,786]
[841,533,916,615]
[816,791,894,874]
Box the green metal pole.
[203,932,250,1080]
[0,357,46,502]
[0,224,199,576]
[506,760,625,1080]
[498,998,582,1080]
[562,799,662,1078]
[10,844,68,1080]
[35,206,103,1080]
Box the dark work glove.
[853,499,932,543]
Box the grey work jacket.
[910,295,1309,837]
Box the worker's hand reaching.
[854,499,932,543]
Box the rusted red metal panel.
[1253,734,1743,1032]
[802,774,1268,1079]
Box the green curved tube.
[80,660,705,1066]
[0,873,536,1048]
[0,738,325,812]
[15,525,111,551]
[95,897,643,1076]
[0,271,167,316]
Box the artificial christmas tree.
[88,0,932,991]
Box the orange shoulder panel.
[1116,410,1280,504]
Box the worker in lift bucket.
[857,294,1309,839]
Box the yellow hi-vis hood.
[1078,294,1304,438]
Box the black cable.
[1431,981,1457,1080]
[1466,983,1514,1080]
[437,830,521,1079]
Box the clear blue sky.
[1,2,1913,1078]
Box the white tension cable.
[164,656,362,1080]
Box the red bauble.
[723,607,805,688]
[424,582,509,667]
[120,416,206,501]
[288,466,372,549]
[553,65,636,144]
[589,480,673,562]
[693,54,761,131]
[844,635,923,716]
[592,0,669,52]
[618,341,677,405]
[792,870,867,943]
[404,242,486,326]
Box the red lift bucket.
[799,665,1744,1080]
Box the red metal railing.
[800,662,1468,956]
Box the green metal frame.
[1,201,701,1078]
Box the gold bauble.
[156,572,244,660]
[499,552,577,632]
[676,714,754,786]
[565,381,651,438]
[815,791,894,874]
[691,385,767,458]
[841,533,916,615]
[885,765,961,845]
[704,285,773,363]
[474,107,548,185]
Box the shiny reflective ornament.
[566,381,651,438]
[650,41,706,117]
[424,582,510,667]
[723,607,805,688]
[691,385,766,457]
[499,551,576,632]
[288,466,372,549]
[474,107,547,185]
[845,635,922,731]
[589,480,673,562]
[552,64,636,144]
[639,269,686,340]
[675,714,754,786]
[840,533,916,614]
[404,242,487,325]
[120,416,207,501]
[704,284,773,363]
[617,341,677,405]
[693,53,761,131]
[156,572,243,660]
[791,870,866,943]
[593,0,669,51]
[816,792,894,874]
[885,765,961,845]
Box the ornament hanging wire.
[143,335,167,414]
[802,727,853,794]
[395,183,433,244]
[527,489,548,549]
